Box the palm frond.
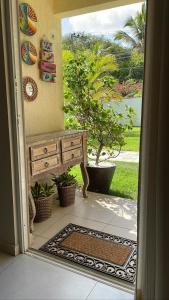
[87,54,118,84]
[114,3,146,52]
[93,86,121,101]
[114,30,137,48]
[124,16,135,28]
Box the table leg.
[29,191,36,233]
[80,162,89,198]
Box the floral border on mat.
[39,223,137,284]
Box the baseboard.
[0,240,20,256]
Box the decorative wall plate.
[21,41,37,65]
[39,38,56,83]
[19,3,37,36]
[23,77,38,101]
[40,71,56,83]
[40,39,53,52]
[39,61,56,73]
[40,50,54,63]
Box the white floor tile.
[87,283,134,300]
[0,252,15,274]
[41,214,105,240]
[0,254,96,300]
[31,235,48,250]
[32,191,137,248]
[103,224,137,241]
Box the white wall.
[107,97,142,126]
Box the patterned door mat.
[39,223,137,283]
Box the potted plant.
[52,169,77,207]
[31,182,55,222]
[63,50,134,194]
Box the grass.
[70,161,139,200]
[122,127,140,152]
[109,161,139,200]
[70,127,140,200]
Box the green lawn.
[70,161,139,200]
[70,127,140,200]
[109,161,139,200]
[122,127,140,152]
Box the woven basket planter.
[34,194,53,223]
[58,184,76,207]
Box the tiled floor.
[31,190,137,250]
[0,253,134,300]
[0,192,136,299]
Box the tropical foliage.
[116,79,143,98]
[62,6,144,197]
[63,36,144,85]
[63,49,120,103]
[63,50,134,165]
[114,3,146,53]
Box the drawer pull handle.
[44,147,48,154]
[44,162,49,168]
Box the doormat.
[39,223,137,283]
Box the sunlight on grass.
[70,127,140,200]
[70,161,139,200]
[122,127,140,152]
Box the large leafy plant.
[63,50,134,166]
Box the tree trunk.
[95,144,103,165]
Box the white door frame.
[1,1,142,289]
[0,0,29,253]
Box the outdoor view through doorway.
[30,1,145,289]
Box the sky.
[61,2,143,38]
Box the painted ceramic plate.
[19,3,37,36]
[23,77,38,101]
[21,41,37,65]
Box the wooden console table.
[26,130,89,232]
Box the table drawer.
[31,154,61,176]
[62,136,82,151]
[62,148,82,163]
[30,141,60,161]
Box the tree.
[98,40,132,82]
[63,50,134,165]
[62,32,107,53]
[114,3,146,53]
[62,32,144,82]
[128,50,144,80]
[63,49,120,104]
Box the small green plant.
[31,182,54,199]
[41,183,55,197]
[52,169,77,187]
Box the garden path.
[113,151,139,163]
[89,151,139,164]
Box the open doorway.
[20,0,145,292]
